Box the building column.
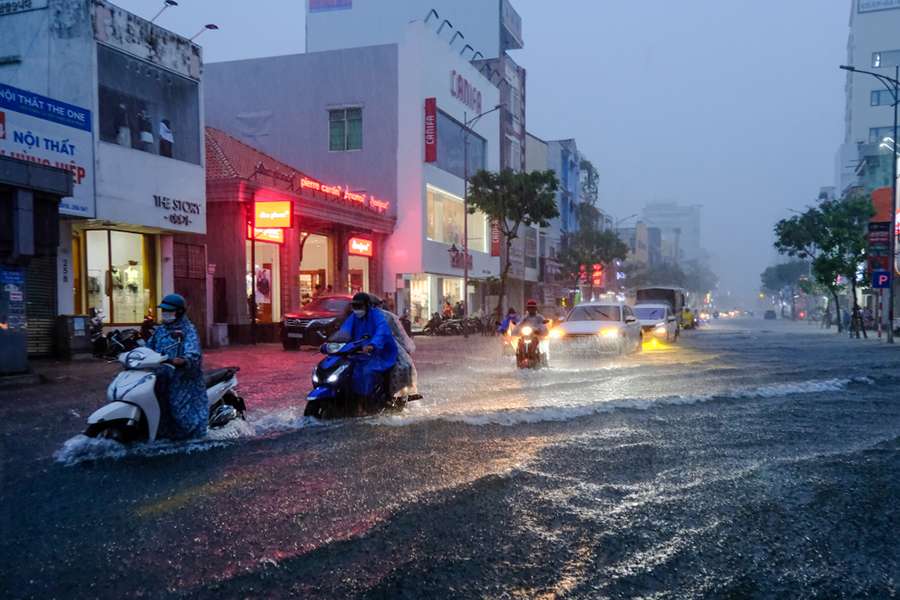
[57,220,75,315]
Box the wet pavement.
[2,319,899,598]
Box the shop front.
[205,127,394,343]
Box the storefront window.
[426,186,488,252]
[436,110,486,179]
[299,233,331,304]
[97,44,201,164]
[410,275,431,325]
[246,241,281,323]
[83,230,156,324]
[348,255,369,294]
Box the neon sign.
[246,225,285,244]
[348,237,373,257]
[297,174,392,214]
[254,200,293,228]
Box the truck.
[636,287,686,328]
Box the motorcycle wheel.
[303,401,326,419]
[85,421,139,443]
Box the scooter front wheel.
[85,421,138,443]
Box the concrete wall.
[204,46,400,220]
[306,0,503,58]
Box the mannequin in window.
[114,102,132,147]
[159,118,174,158]
[137,103,153,152]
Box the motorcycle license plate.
[288,333,304,339]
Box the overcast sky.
[117,0,849,303]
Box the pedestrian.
[453,301,464,319]
[443,301,453,319]
[147,294,207,440]
[312,284,323,299]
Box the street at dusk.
[3,320,898,598]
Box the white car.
[634,303,679,342]
[549,302,643,355]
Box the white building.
[835,0,900,194]
[205,20,501,326]
[1,0,205,349]
[641,203,704,265]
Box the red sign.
[247,225,285,244]
[591,264,605,287]
[348,237,373,257]
[490,220,502,256]
[424,98,437,163]
[254,200,293,228]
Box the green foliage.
[760,261,810,294]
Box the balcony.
[501,0,524,50]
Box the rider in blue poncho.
[337,292,398,398]
[147,294,207,440]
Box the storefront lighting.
[348,237,373,257]
[298,176,391,213]
[246,225,285,244]
[345,190,366,204]
[254,200,293,228]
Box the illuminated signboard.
[348,237,373,257]
[298,175,392,214]
[247,225,285,244]
[254,200,293,228]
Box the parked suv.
[281,295,351,350]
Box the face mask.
[162,311,177,324]
[353,309,366,319]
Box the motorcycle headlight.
[312,372,319,384]
[549,328,565,340]
[521,326,533,336]
[326,364,349,384]
[325,342,345,354]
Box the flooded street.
[2,319,899,598]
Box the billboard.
[0,83,94,217]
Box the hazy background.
[116,0,849,304]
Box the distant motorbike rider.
[147,293,207,440]
[498,307,520,335]
[336,293,398,399]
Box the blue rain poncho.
[337,308,398,396]
[147,316,207,440]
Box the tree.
[683,261,719,298]
[760,261,809,319]
[558,229,629,290]
[773,191,873,333]
[468,169,560,315]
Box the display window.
[409,274,431,325]
[299,233,331,304]
[246,241,281,323]
[426,185,488,252]
[348,255,369,294]
[82,230,157,324]
[97,45,201,164]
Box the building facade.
[1,0,205,349]
[204,21,501,327]
[641,202,703,265]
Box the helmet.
[526,299,538,315]
[158,293,187,317]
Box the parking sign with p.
[872,270,891,289]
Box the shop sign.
[254,200,293,228]
[309,0,352,12]
[247,225,285,244]
[424,97,437,163]
[490,220,502,256]
[348,237,373,257]
[298,176,390,214]
[0,266,26,331]
[450,70,483,114]
[0,83,94,217]
[591,264,605,288]
[859,0,900,13]
[0,0,48,16]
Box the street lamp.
[462,103,503,333]
[150,0,177,24]
[840,64,899,343]
[190,23,219,41]
[614,214,638,229]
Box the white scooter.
[85,346,245,443]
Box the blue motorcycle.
[304,336,420,419]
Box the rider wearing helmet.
[147,293,207,440]
[519,299,548,334]
[336,292,399,400]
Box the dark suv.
[281,295,351,350]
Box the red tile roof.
[205,127,311,191]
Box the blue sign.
[872,270,891,289]
[0,83,91,132]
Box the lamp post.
[462,103,503,333]
[150,0,177,23]
[190,23,219,42]
[840,64,899,343]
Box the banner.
[490,220,502,257]
[0,83,94,217]
[424,98,437,163]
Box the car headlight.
[326,364,348,384]
[549,328,565,339]
[521,326,533,336]
[600,329,619,339]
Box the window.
[84,230,157,324]
[871,90,896,106]
[869,126,895,143]
[426,185,489,252]
[246,240,281,323]
[435,110,486,179]
[634,307,667,320]
[567,305,621,322]
[872,50,900,68]
[97,45,200,164]
[329,108,362,151]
